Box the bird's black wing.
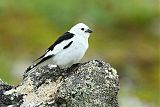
[47,32,74,51]
[33,32,74,62]
[26,32,75,72]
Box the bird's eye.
[81,28,84,31]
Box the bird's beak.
[85,29,93,33]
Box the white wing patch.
[44,38,74,57]
[44,50,53,57]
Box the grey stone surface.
[0,60,120,107]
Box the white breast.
[52,35,89,68]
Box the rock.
[0,60,120,107]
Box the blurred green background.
[0,0,159,107]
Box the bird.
[26,23,93,72]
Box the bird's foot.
[71,63,81,68]
[68,63,81,72]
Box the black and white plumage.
[26,23,93,72]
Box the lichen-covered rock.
[0,60,120,107]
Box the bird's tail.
[26,63,38,72]
[25,55,53,72]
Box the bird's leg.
[68,63,81,72]
[71,63,81,68]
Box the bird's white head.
[69,23,93,39]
